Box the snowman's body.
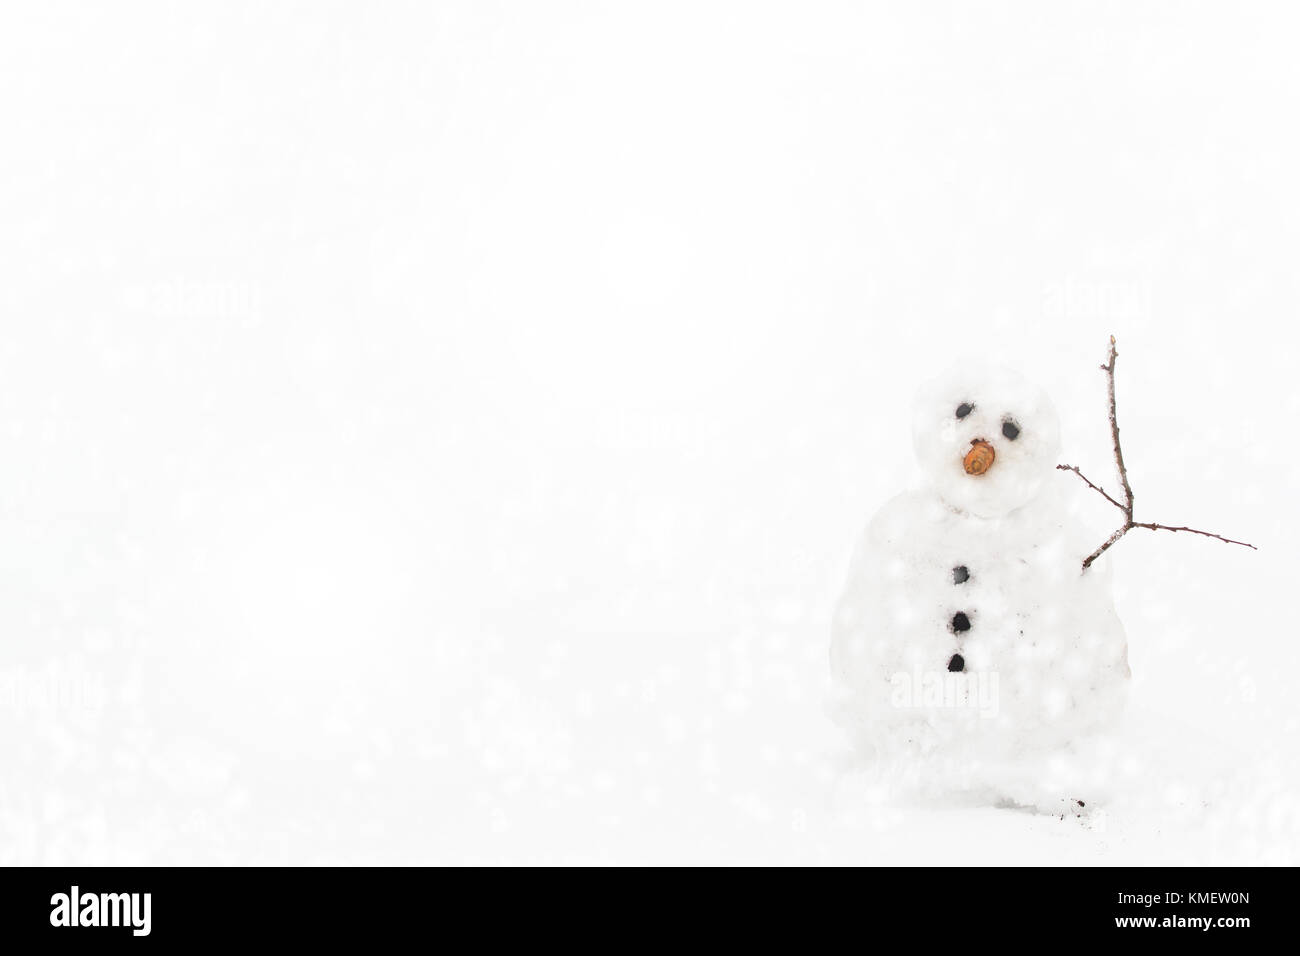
[831,366,1129,808]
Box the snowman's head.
[912,364,1061,518]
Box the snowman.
[831,364,1130,811]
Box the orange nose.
[963,440,995,476]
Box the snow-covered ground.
[1,3,1297,864]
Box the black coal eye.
[955,403,974,419]
[1001,419,1020,440]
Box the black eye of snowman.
[955,403,974,419]
[1001,418,1020,441]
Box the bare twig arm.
[1082,526,1129,570]
[1056,464,1127,512]
[1102,336,1135,519]
[1131,523,1257,550]
[1061,336,1256,571]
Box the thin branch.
[1082,526,1129,570]
[1055,464,1126,513]
[1101,336,1135,520]
[1131,522,1257,550]
[1062,336,1256,571]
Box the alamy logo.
[49,886,151,937]
[889,669,1000,718]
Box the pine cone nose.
[963,439,995,476]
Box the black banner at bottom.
[0,866,1279,944]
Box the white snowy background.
[2,1,1297,864]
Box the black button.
[951,612,971,633]
[952,565,969,584]
[947,653,965,672]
